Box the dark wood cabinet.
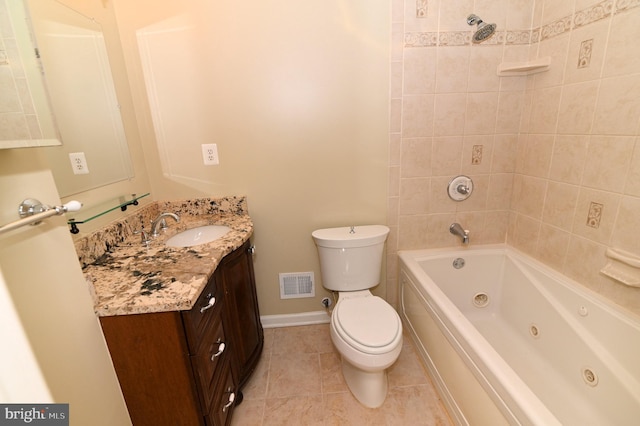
[100,241,263,425]
[215,242,263,391]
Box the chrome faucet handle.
[457,183,470,195]
[448,175,474,201]
[134,229,151,246]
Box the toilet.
[312,225,402,408]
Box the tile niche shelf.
[497,56,551,76]
[67,193,150,234]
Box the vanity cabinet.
[215,242,263,391]
[99,241,263,425]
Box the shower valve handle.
[457,183,470,195]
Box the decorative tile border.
[404,0,640,48]
[405,30,521,47]
[540,15,573,41]
[405,32,438,47]
[531,28,541,44]
[439,31,471,46]
[505,30,532,45]
[617,0,640,12]
[481,31,506,45]
[575,0,614,28]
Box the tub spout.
[450,223,469,245]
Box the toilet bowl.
[330,290,402,408]
[329,290,403,407]
[331,290,402,369]
[312,225,402,408]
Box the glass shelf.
[67,193,150,234]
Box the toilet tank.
[312,225,389,291]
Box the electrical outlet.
[69,152,89,175]
[201,143,219,165]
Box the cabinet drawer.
[205,363,235,426]
[190,315,228,412]
[183,275,222,352]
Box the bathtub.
[398,245,640,426]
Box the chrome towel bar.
[0,199,82,235]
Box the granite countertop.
[80,198,253,317]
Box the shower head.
[467,14,496,43]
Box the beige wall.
[0,149,131,425]
[112,0,391,315]
[389,0,640,316]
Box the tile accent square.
[472,145,483,165]
[578,39,593,68]
[587,202,603,228]
[416,0,427,18]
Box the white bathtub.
[398,245,640,426]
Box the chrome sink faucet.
[151,212,180,237]
[450,222,469,245]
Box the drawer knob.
[199,296,216,313]
[211,341,226,360]
[222,391,235,412]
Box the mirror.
[0,0,60,147]
[1,0,134,197]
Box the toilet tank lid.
[312,225,390,248]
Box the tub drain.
[472,292,489,308]
[582,368,599,387]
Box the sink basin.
[165,225,232,247]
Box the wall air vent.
[279,272,315,299]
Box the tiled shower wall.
[0,0,44,142]
[387,0,640,315]
[511,0,640,313]
[386,0,534,306]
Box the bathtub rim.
[399,244,561,425]
[399,244,640,326]
[399,243,640,425]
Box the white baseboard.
[260,310,330,329]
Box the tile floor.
[231,324,452,425]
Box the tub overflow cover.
[453,258,465,269]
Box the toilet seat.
[333,295,401,355]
